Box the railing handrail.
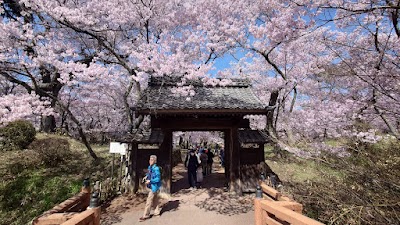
[32,182,100,225]
[254,180,324,225]
[60,207,100,225]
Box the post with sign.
[109,142,127,192]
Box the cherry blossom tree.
[203,0,400,144]
[0,0,220,158]
[0,0,103,158]
[192,0,332,143]
[315,0,400,140]
[173,131,224,149]
[1,0,399,161]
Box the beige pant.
[143,190,161,217]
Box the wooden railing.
[254,182,324,225]
[32,184,100,225]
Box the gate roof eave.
[238,130,270,144]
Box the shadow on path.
[101,194,147,225]
[101,162,255,224]
[161,200,180,214]
[171,163,254,216]
[194,188,254,216]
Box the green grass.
[266,159,344,184]
[264,144,275,158]
[0,133,112,225]
[0,171,82,225]
[323,139,346,147]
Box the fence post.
[89,207,101,225]
[82,178,90,192]
[254,198,263,225]
[88,192,101,225]
[81,178,91,208]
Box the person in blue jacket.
[140,155,162,222]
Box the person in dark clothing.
[199,149,208,176]
[219,148,225,167]
[206,149,214,175]
[185,150,199,189]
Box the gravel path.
[101,163,255,225]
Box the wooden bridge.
[32,183,100,225]
[32,165,325,225]
[254,181,324,225]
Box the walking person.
[219,148,225,167]
[200,149,208,176]
[185,149,199,189]
[206,148,214,175]
[139,155,162,222]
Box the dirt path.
[101,163,255,225]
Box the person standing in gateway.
[140,155,162,222]
[185,149,200,189]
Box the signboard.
[241,143,260,148]
[109,142,128,154]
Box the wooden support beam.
[254,199,264,225]
[268,200,303,214]
[224,129,230,183]
[130,143,139,194]
[161,129,172,193]
[91,207,101,225]
[265,216,284,225]
[229,128,242,194]
[261,183,281,200]
[259,200,324,225]
[151,117,250,129]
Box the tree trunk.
[41,115,56,133]
[284,86,297,145]
[56,101,98,160]
[77,125,98,160]
[374,106,400,140]
[266,90,279,140]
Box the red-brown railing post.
[81,178,91,209]
[254,198,263,225]
[88,192,101,225]
[91,207,101,225]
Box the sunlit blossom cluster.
[0,93,54,126]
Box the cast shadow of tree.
[194,187,254,216]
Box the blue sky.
[209,54,237,76]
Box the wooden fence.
[32,183,100,225]
[254,182,324,225]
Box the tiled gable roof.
[103,129,164,144]
[148,76,251,87]
[238,130,270,144]
[136,76,266,114]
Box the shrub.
[0,120,36,151]
[29,138,71,167]
[293,138,400,224]
[5,150,41,174]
